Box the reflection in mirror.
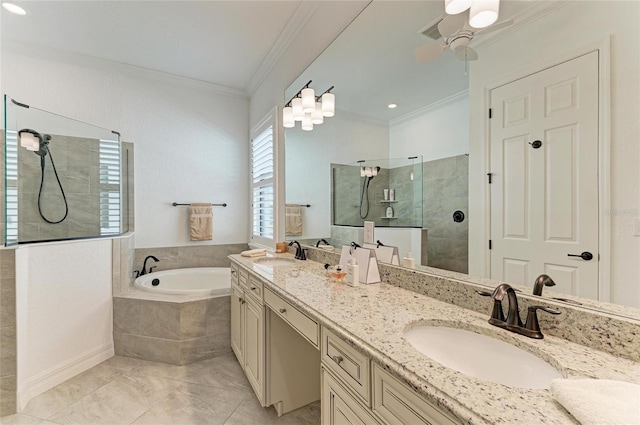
[284,0,640,313]
[4,96,129,245]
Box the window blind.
[99,139,121,234]
[4,131,18,243]
[251,125,274,239]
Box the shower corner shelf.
[380,216,398,219]
[380,200,398,203]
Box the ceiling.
[1,1,302,92]
[286,0,535,123]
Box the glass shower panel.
[332,156,423,228]
[3,95,128,245]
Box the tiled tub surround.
[0,249,17,416]
[113,294,230,366]
[113,244,248,365]
[232,252,640,424]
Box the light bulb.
[311,102,324,124]
[301,87,315,113]
[292,98,304,121]
[469,0,500,28]
[322,92,335,117]
[445,0,473,15]
[301,113,313,131]
[283,106,295,128]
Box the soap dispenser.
[386,206,394,218]
[346,258,359,287]
[402,252,416,269]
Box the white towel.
[551,379,640,425]
[189,203,212,241]
[241,249,267,258]
[285,204,303,236]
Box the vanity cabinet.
[321,326,458,425]
[230,265,265,405]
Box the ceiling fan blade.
[454,46,478,61]
[474,19,514,36]
[438,12,468,38]
[414,43,447,63]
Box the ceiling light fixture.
[469,0,499,28]
[388,103,398,109]
[443,0,500,29]
[283,80,335,130]
[2,2,27,15]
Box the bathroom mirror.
[284,0,640,313]
[3,95,130,245]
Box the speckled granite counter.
[230,253,640,425]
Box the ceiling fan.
[414,10,513,64]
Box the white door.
[490,51,599,299]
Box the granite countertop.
[230,254,640,425]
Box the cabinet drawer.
[238,267,249,289]
[372,364,458,425]
[230,263,239,286]
[246,275,263,304]
[322,327,371,406]
[322,368,380,425]
[264,288,319,347]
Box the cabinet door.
[244,297,265,403]
[230,284,244,362]
[322,369,379,425]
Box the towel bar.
[172,202,227,207]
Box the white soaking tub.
[134,267,231,297]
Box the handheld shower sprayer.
[359,166,381,219]
[18,129,68,224]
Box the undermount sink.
[253,257,297,266]
[404,326,562,389]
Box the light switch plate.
[364,221,375,244]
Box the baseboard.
[17,342,114,411]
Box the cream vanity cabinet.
[230,263,265,404]
[321,327,458,425]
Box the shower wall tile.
[0,326,17,377]
[0,375,17,416]
[134,247,179,273]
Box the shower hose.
[38,149,69,224]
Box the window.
[251,123,275,246]
[99,138,121,234]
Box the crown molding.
[245,1,319,97]
[2,39,249,99]
[390,89,469,126]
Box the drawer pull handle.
[231,270,237,276]
[332,355,344,365]
[279,308,287,314]
[250,287,257,291]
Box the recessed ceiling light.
[2,2,28,15]
[388,103,398,109]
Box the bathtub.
[134,267,231,297]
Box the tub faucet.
[533,274,556,296]
[315,239,330,248]
[289,241,306,260]
[140,255,159,276]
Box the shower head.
[18,129,50,157]
[360,166,381,179]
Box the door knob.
[567,251,593,261]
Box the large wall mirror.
[284,0,640,314]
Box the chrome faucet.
[477,283,561,339]
[533,274,556,296]
[139,255,159,276]
[289,241,306,260]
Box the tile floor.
[0,354,320,425]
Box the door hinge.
[488,108,492,119]
[487,173,493,184]
[489,240,492,250]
